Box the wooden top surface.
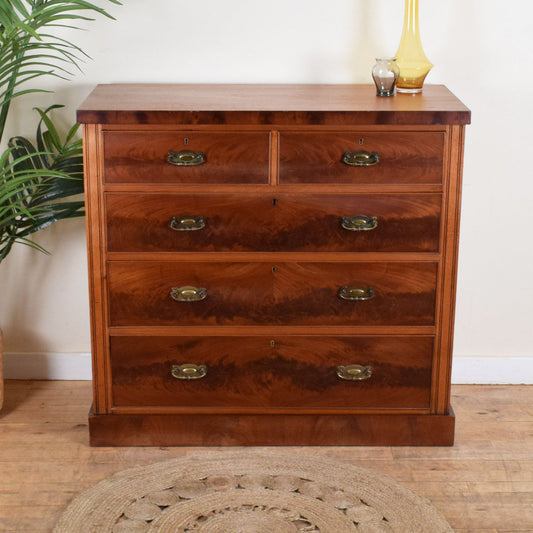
[77,84,471,125]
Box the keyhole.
[272,266,277,273]
[184,138,189,145]
[359,138,364,145]
[270,340,275,348]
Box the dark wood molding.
[78,84,471,125]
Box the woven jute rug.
[53,450,453,533]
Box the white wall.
[1,0,533,382]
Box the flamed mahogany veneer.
[78,84,470,446]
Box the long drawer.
[103,131,270,184]
[279,131,445,184]
[105,193,442,253]
[109,335,434,410]
[107,261,438,326]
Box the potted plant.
[0,0,120,409]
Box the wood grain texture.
[107,261,438,327]
[79,84,469,444]
[2,382,530,532]
[77,84,471,125]
[103,130,270,184]
[82,124,110,413]
[109,335,433,410]
[434,124,467,414]
[88,409,454,447]
[279,131,444,184]
[105,192,442,253]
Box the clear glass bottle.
[395,0,433,93]
[372,57,400,97]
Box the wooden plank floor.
[0,381,532,532]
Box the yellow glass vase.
[395,0,433,93]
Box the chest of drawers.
[78,84,470,446]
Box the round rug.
[53,451,453,533]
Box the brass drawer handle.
[167,150,206,166]
[338,286,375,301]
[171,363,207,380]
[170,286,207,302]
[341,215,378,231]
[170,215,206,231]
[337,364,372,381]
[342,150,380,167]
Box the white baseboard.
[3,352,92,380]
[3,352,533,384]
[451,355,533,384]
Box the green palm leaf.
[0,0,120,262]
[0,0,121,141]
[1,106,84,262]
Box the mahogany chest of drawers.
[77,84,470,446]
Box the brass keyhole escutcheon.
[336,364,372,381]
[341,215,378,232]
[171,364,207,380]
[167,150,206,166]
[169,215,206,231]
[338,286,375,301]
[170,286,208,302]
[342,150,380,167]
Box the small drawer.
[109,335,434,410]
[107,261,437,326]
[279,131,444,184]
[105,193,441,253]
[103,130,270,184]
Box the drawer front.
[106,193,441,253]
[279,131,444,184]
[103,131,270,184]
[108,261,437,326]
[109,335,433,410]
